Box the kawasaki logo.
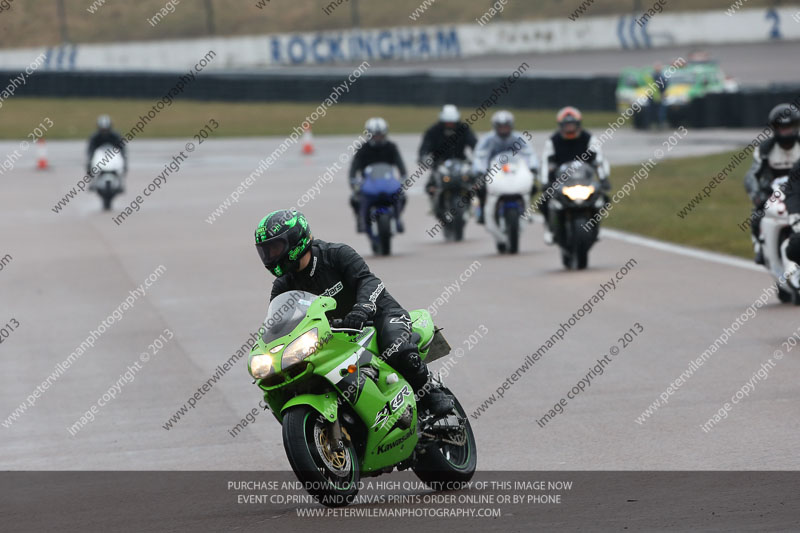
[377,430,412,454]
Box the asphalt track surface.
[2,130,800,530]
[286,42,800,84]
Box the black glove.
[342,302,375,329]
[754,190,770,208]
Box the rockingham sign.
[267,27,459,64]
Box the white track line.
[599,227,762,273]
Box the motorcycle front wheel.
[100,182,115,211]
[376,211,392,256]
[504,206,520,254]
[563,215,593,270]
[776,282,800,305]
[282,406,360,507]
[444,193,466,242]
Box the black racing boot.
[476,206,485,225]
[476,185,487,225]
[418,382,454,418]
[391,346,453,417]
[753,238,764,265]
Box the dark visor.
[256,236,289,265]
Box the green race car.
[616,57,739,129]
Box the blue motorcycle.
[359,163,403,256]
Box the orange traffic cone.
[36,138,49,170]
[301,125,314,155]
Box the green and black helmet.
[254,209,312,277]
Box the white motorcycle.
[760,176,800,304]
[483,151,533,254]
[89,144,126,211]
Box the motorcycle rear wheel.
[413,388,477,491]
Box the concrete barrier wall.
[0,7,798,71]
[0,70,619,111]
[7,68,799,129]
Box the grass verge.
[0,98,621,139]
[601,150,754,259]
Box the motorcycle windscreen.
[361,163,402,199]
[360,177,402,198]
[556,163,597,190]
[91,144,125,173]
[261,290,318,343]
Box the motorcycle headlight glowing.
[665,94,689,106]
[282,328,319,368]
[562,184,595,202]
[249,354,276,379]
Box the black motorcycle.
[430,159,474,242]
[548,161,605,270]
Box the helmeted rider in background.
[540,106,610,244]
[471,110,539,224]
[420,104,478,200]
[783,160,800,265]
[255,209,454,417]
[744,103,800,264]
[87,114,127,174]
[348,117,407,233]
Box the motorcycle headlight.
[562,185,595,202]
[665,94,689,106]
[249,354,276,379]
[282,328,319,368]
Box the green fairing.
[249,292,442,473]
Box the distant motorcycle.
[88,144,126,211]
[484,151,534,254]
[430,159,474,242]
[759,176,800,304]
[548,161,605,270]
[359,163,403,256]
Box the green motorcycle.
[248,290,476,507]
